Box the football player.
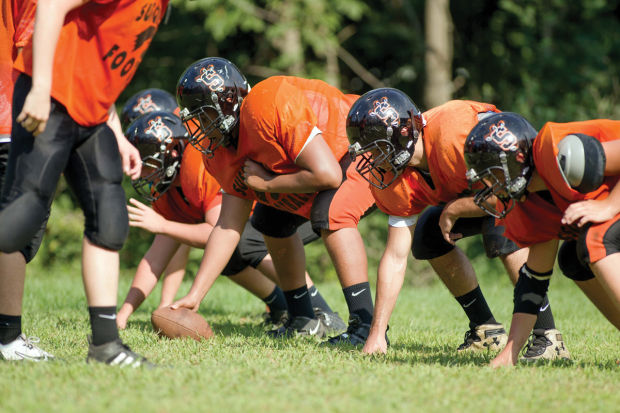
[464,113,620,367]
[0,0,169,366]
[171,57,379,344]
[347,88,567,360]
[118,109,344,333]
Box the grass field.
[1,265,618,413]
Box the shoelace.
[22,336,42,350]
[522,333,549,356]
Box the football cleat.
[521,328,571,362]
[266,316,327,339]
[457,323,507,352]
[87,338,155,368]
[323,314,389,347]
[0,334,54,361]
[261,310,289,330]
[314,307,347,335]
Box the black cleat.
[262,310,289,330]
[87,338,155,368]
[314,308,347,335]
[266,316,327,339]
[322,314,387,347]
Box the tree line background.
[35,0,620,284]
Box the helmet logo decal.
[133,94,160,114]
[144,116,172,142]
[484,120,518,151]
[195,65,225,92]
[369,97,400,127]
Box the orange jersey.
[0,0,36,137]
[504,120,620,246]
[14,0,169,127]
[152,144,222,223]
[372,100,499,217]
[203,76,358,218]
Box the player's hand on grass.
[562,199,617,227]
[117,137,142,179]
[16,87,50,136]
[490,349,516,368]
[439,200,463,245]
[128,198,166,233]
[242,159,274,192]
[362,332,388,355]
[170,292,201,312]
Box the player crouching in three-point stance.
[347,89,568,360]
[0,0,169,366]
[171,57,378,345]
[464,113,620,367]
[117,104,343,332]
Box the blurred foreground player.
[465,113,620,367]
[0,0,168,366]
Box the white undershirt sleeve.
[294,126,322,162]
[388,215,418,228]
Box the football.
[151,306,214,341]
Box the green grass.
[1,267,618,413]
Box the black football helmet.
[121,88,178,131]
[176,57,250,157]
[346,88,424,189]
[464,112,537,218]
[125,111,188,202]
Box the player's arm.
[128,198,220,249]
[17,0,89,136]
[491,239,559,367]
[562,139,620,227]
[117,234,182,328]
[243,134,342,193]
[107,104,141,179]
[439,196,489,244]
[171,193,253,311]
[363,219,415,355]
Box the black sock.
[343,282,374,324]
[283,286,315,319]
[533,295,556,330]
[308,285,333,313]
[0,314,21,344]
[262,286,288,313]
[455,286,497,328]
[88,306,120,346]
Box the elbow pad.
[557,134,606,194]
[513,264,552,314]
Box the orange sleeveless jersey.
[14,0,169,126]
[504,120,620,247]
[152,144,222,223]
[372,100,499,217]
[0,0,36,136]
[203,76,358,218]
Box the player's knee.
[84,185,128,250]
[0,190,49,253]
[412,206,453,260]
[557,241,595,281]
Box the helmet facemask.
[132,141,183,202]
[466,151,530,219]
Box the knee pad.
[221,222,269,276]
[0,190,49,254]
[84,184,129,251]
[412,206,454,260]
[513,264,551,314]
[481,218,520,258]
[558,240,595,281]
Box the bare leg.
[429,247,478,296]
[574,278,620,330]
[228,266,278,299]
[81,238,118,307]
[256,255,314,288]
[322,227,368,288]
[159,244,191,308]
[0,252,26,315]
[499,248,528,285]
[262,233,306,291]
